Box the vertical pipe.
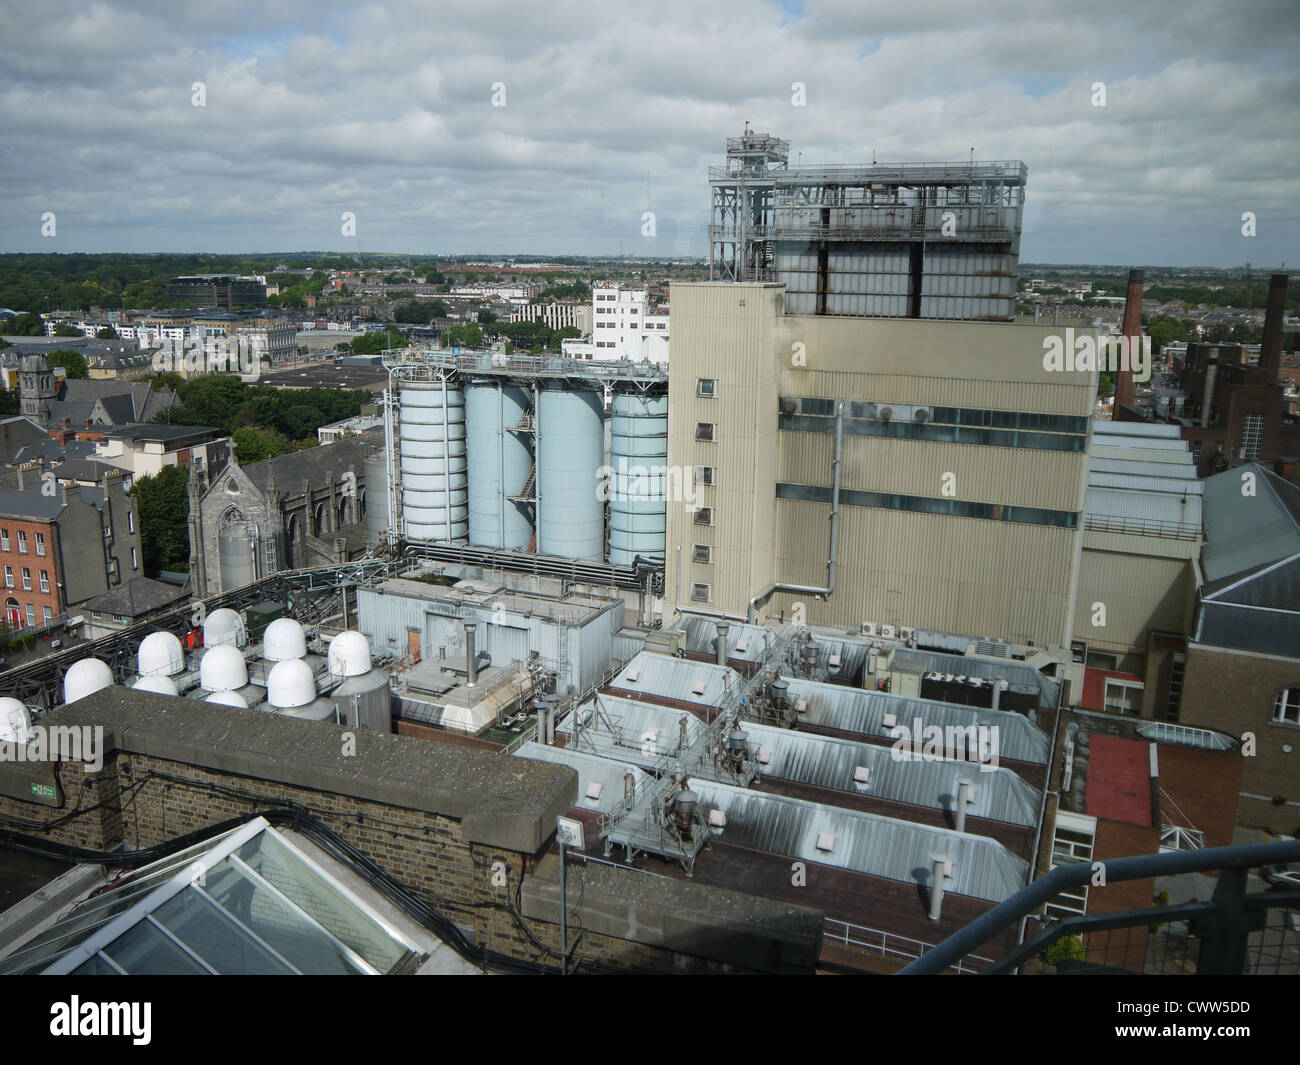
[955,779,973,834]
[929,856,948,921]
[716,622,729,666]
[464,622,477,685]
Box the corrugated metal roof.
[610,650,741,707]
[692,780,1030,902]
[1085,486,1203,530]
[1201,463,1300,583]
[1090,457,1198,481]
[780,675,1051,764]
[1088,471,1204,495]
[681,617,771,662]
[744,722,1040,826]
[807,634,870,681]
[1092,422,1183,441]
[562,694,708,760]
[515,742,651,816]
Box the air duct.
[464,622,478,686]
[955,779,974,834]
[715,622,729,666]
[929,856,950,921]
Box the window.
[697,379,716,398]
[25,604,34,626]
[42,606,52,624]
[34,532,45,557]
[690,583,711,603]
[131,548,138,570]
[695,422,715,442]
[2,567,9,588]
[39,571,49,593]
[1104,679,1143,716]
[692,544,712,564]
[1240,412,1263,462]
[693,507,714,526]
[21,568,31,591]
[0,529,8,551]
[127,511,134,534]
[1274,689,1300,725]
[1046,812,1097,920]
[694,466,715,487]
[16,531,27,554]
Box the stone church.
[188,432,382,597]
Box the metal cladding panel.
[332,671,393,731]
[743,722,1040,826]
[778,674,1052,764]
[364,452,388,548]
[1072,549,1195,652]
[218,525,257,590]
[692,780,1029,902]
[575,615,614,693]
[537,386,605,562]
[515,742,654,817]
[466,381,533,550]
[356,587,434,656]
[400,380,468,542]
[609,390,668,564]
[483,622,530,670]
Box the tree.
[129,465,190,572]
[441,323,484,349]
[477,309,498,324]
[48,350,89,378]
[0,391,18,417]
[233,425,289,464]
[54,323,82,337]
[96,326,119,339]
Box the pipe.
[747,400,843,623]
[955,779,973,834]
[464,622,478,685]
[715,622,729,666]
[928,856,948,920]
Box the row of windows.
[776,482,1079,529]
[0,529,46,556]
[1276,689,1300,725]
[792,397,1090,436]
[3,600,54,627]
[779,413,1087,454]
[2,566,50,592]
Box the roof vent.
[816,832,835,852]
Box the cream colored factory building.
[664,282,1099,652]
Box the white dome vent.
[132,674,179,696]
[64,659,114,704]
[328,631,372,677]
[267,659,316,709]
[138,631,185,677]
[205,690,249,709]
[263,618,307,662]
[203,608,246,648]
[0,697,31,744]
[199,645,249,692]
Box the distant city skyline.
[1,0,1295,266]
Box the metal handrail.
[900,838,1300,974]
[824,917,994,974]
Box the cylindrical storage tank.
[399,379,468,542]
[466,380,533,550]
[200,645,249,692]
[331,670,393,732]
[132,674,179,696]
[263,618,307,662]
[204,608,246,648]
[218,524,257,591]
[609,389,668,564]
[364,452,389,549]
[0,697,31,744]
[64,659,114,704]
[138,631,185,677]
[536,385,605,561]
[267,659,316,710]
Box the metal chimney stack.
[928,856,949,921]
[955,779,974,834]
[1114,269,1144,410]
[715,623,729,667]
[464,622,478,686]
[1261,273,1288,383]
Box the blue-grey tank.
[364,451,388,549]
[536,385,605,561]
[399,380,468,542]
[608,390,668,564]
[466,380,534,550]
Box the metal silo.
[536,384,604,561]
[399,378,468,542]
[466,380,534,550]
[364,451,388,549]
[218,524,256,590]
[608,388,668,564]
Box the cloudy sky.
[1,0,1296,265]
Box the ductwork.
[747,401,843,623]
[715,622,729,666]
[464,622,478,686]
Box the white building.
[561,283,669,363]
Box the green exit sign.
[30,783,56,800]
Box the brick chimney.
[1260,273,1288,383]
[1114,269,1144,409]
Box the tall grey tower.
[18,354,56,428]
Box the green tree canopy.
[129,465,190,572]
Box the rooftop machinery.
[384,352,669,576]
